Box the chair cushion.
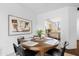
[24,49,38,56]
[46,48,62,56]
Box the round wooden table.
[21,40,58,56]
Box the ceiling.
[20,3,79,15]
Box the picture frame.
[8,15,32,36]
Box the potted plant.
[36,29,44,38]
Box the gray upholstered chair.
[46,41,69,56]
[17,36,25,44]
[13,43,38,56]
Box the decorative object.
[36,29,44,38]
[8,15,32,35]
[32,29,44,42]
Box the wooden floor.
[66,40,79,56]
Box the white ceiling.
[20,3,79,15]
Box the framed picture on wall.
[8,15,32,36]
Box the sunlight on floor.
[64,53,76,56]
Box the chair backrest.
[17,39,21,44]
[13,43,18,53]
[17,45,25,56]
[13,43,25,56]
[61,41,69,56]
[17,36,25,44]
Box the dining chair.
[13,43,20,56]
[46,41,69,56]
[17,36,25,44]
[17,45,38,56]
[24,49,38,56]
[13,43,38,56]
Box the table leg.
[39,49,45,56]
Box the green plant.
[36,29,43,38]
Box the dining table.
[21,38,59,56]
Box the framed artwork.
[8,15,32,36]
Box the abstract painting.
[8,15,32,35]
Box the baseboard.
[6,52,16,56]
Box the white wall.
[77,12,79,39]
[36,7,77,49]
[0,4,36,55]
[68,7,77,49]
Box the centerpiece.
[33,29,45,42]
